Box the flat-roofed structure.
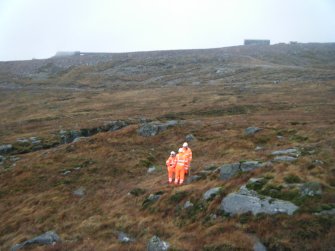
[244,39,270,45]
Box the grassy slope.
[0,44,335,250]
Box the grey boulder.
[220,161,263,180]
[118,231,135,243]
[11,231,60,251]
[220,186,298,216]
[220,163,240,180]
[245,127,261,135]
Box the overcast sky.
[0,0,334,61]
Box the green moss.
[246,179,268,192]
[284,174,302,184]
[203,244,244,251]
[170,191,189,203]
[129,188,146,196]
[290,134,308,142]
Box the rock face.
[59,120,128,144]
[220,186,298,216]
[11,231,60,251]
[203,187,221,201]
[147,236,170,251]
[220,161,263,180]
[138,120,178,137]
[0,144,13,154]
[245,127,261,135]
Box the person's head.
[170,151,176,156]
[178,148,183,153]
[183,142,188,149]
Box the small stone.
[245,127,261,136]
[185,134,196,142]
[203,187,221,201]
[255,146,263,151]
[312,160,324,165]
[62,170,71,176]
[184,200,194,209]
[147,166,156,173]
[118,232,134,243]
[73,187,85,197]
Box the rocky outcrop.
[220,185,298,215]
[11,231,60,251]
[273,156,297,162]
[271,148,300,157]
[147,236,170,251]
[59,120,128,144]
[220,161,263,180]
[138,120,178,137]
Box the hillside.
[0,43,335,250]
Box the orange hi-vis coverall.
[166,156,177,183]
[183,147,192,174]
[175,152,188,185]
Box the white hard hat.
[183,142,188,147]
[178,148,183,153]
[170,151,176,155]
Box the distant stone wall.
[244,39,270,46]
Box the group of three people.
[166,142,192,185]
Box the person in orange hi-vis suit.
[166,151,177,184]
[182,142,192,175]
[175,148,188,185]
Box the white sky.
[0,0,334,61]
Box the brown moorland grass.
[1,45,335,250]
